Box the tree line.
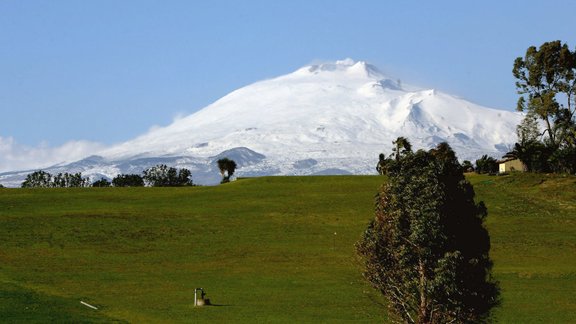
[20,164,193,188]
[19,158,238,188]
[21,171,91,188]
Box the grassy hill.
[469,173,576,322]
[0,174,575,322]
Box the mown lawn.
[0,173,575,322]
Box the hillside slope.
[0,174,575,322]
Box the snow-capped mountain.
[0,59,523,186]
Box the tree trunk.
[418,259,430,324]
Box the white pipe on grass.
[80,301,98,310]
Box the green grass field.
[469,173,576,323]
[0,174,575,322]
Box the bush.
[142,164,193,187]
[21,171,89,188]
[475,155,498,174]
[92,178,111,187]
[112,174,145,187]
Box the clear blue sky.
[1,0,575,150]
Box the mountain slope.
[0,59,523,186]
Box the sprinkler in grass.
[194,288,211,306]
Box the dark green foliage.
[377,137,413,175]
[376,153,388,175]
[357,142,499,323]
[549,145,576,174]
[21,171,53,188]
[177,168,193,186]
[516,111,542,144]
[512,141,551,173]
[21,171,88,188]
[217,158,237,183]
[92,177,111,187]
[392,136,412,161]
[513,106,576,173]
[52,172,89,188]
[111,174,144,187]
[142,164,193,187]
[475,155,498,174]
[461,160,474,172]
[513,111,551,171]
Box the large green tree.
[52,172,89,188]
[357,142,499,323]
[513,40,576,173]
[513,40,576,148]
[142,164,193,187]
[21,171,53,188]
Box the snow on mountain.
[0,59,523,186]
